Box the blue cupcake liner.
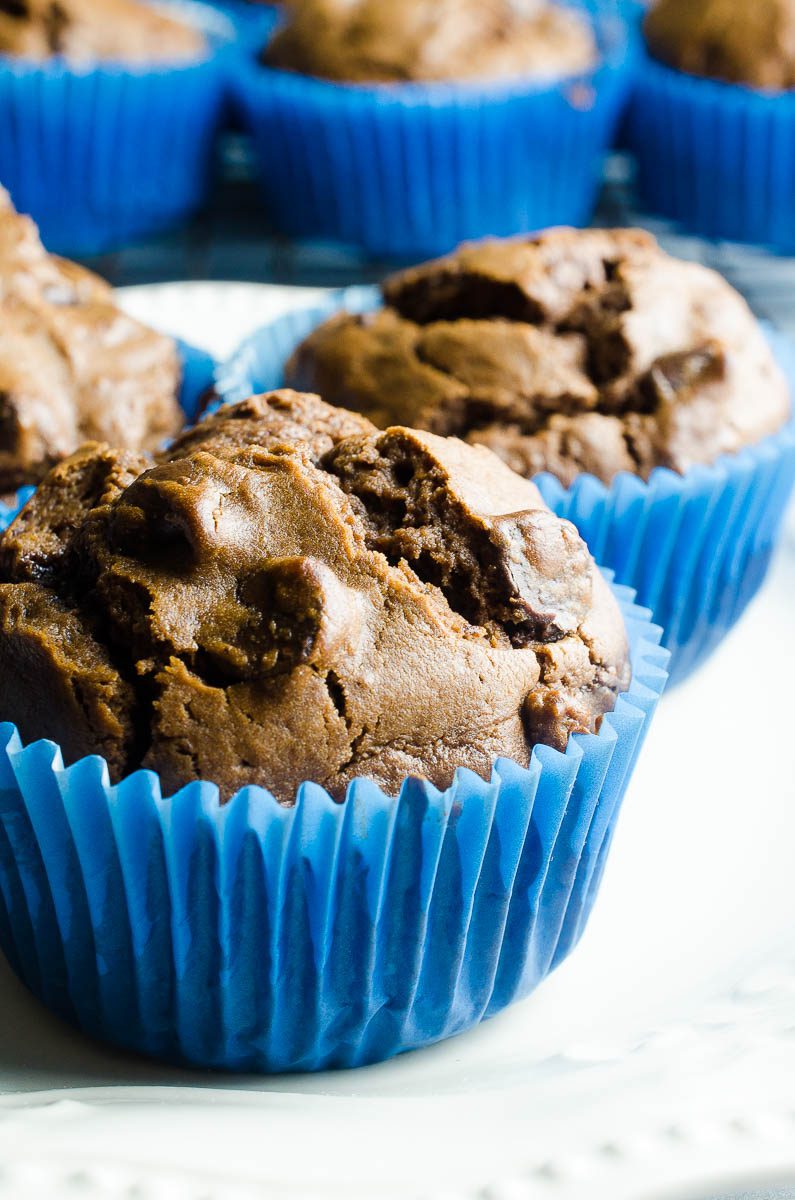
[176,337,219,424]
[0,571,667,1072]
[232,6,632,259]
[2,336,217,519]
[627,51,795,250]
[216,293,795,686]
[600,0,645,150]
[0,2,234,256]
[204,2,280,50]
[0,488,34,531]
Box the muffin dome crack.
[286,228,790,486]
[0,391,629,803]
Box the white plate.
[0,283,792,1200]
[118,281,331,360]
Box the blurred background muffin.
[628,0,795,248]
[0,0,231,256]
[644,0,795,88]
[263,0,598,83]
[233,0,631,258]
[0,0,205,63]
[0,190,182,495]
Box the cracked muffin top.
[286,228,790,487]
[263,0,597,85]
[644,0,795,90]
[0,190,183,495]
[0,0,205,64]
[0,389,630,804]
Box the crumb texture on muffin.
[264,0,596,84]
[644,0,795,90]
[0,0,205,63]
[287,228,791,486]
[0,390,630,803]
[0,189,183,493]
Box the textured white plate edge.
[0,1087,792,1200]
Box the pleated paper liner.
[232,5,632,258]
[0,2,234,257]
[627,51,795,250]
[176,338,219,424]
[535,413,795,684]
[215,294,795,686]
[0,579,667,1072]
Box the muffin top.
[286,228,790,487]
[264,0,597,85]
[0,190,182,494]
[644,0,795,90]
[0,389,630,804]
[0,0,206,64]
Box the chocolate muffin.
[264,0,597,84]
[644,0,795,90]
[0,390,630,803]
[0,0,205,64]
[0,190,183,494]
[286,228,791,487]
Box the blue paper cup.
[627,50,795,250]
[205,1,280,50]
[0,489,33,530]
[0,2,233,256]
[176,338,219,424]
[0,565,667,1071]
[216,293,795,686]
[2,337,217,518]
[232,7,632,259]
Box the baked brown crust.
[0,390,630,803]
[0,0,205,64]
[0,189,183,493]
[264,0,596,84]
[644,0,795,90]
[287,228,790,486]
